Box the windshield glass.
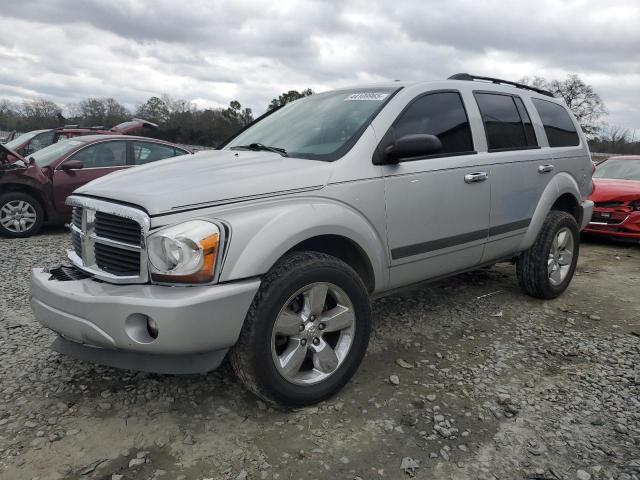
[30,139,85,167]
[594,159,640,181]
[225,88,398,160]
[5,131,43,150]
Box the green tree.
[267,88,314,111]
[72,97,129,127]
[135,96,170,124]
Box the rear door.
[382,90,491,289]
[52,140,130,214]
[471,92,553,263]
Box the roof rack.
[448,73,555,97]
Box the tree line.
[1,77,638,153]
[0,89,314,147]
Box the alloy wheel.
[271,282,356,385]
[548,227,574,286]
[0,200,37,233]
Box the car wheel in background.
[230,251,372,406]
[516,210,580,299]
[0,192,44,238]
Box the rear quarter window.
[531,98,580,147]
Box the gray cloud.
[0,0,638,130]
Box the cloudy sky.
[0,0,638,131]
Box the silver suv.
[31,74,594,406]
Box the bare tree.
[520,74,607,137]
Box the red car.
[584,155,640,242]
[2,118,157,158]
[0,135,191,237]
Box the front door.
[382,91,491,289]
[52,140,129,215]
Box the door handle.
[464,172,488,183]
[538,164,554,174]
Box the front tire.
[516,210,579,299]
[0,192,44,238]
[230,251,372,406]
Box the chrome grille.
[66,196,150,284]
[95,212,141,245]
[95,243,140,275]
[72,207,83,229]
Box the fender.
[0,175,56,220]
[216,197,388,292]
[519,172,583,251]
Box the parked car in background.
[0,135,191,237]
[2,118,157,158]
[31,74,593,406]
[585,155,640,241]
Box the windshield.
[30,139,85,167]
[594,159,640,181]
[5,131,44,149]
[225,88,398,161]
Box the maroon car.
[0,135,191,237]
[2,118,157,158]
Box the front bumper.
[31,268,260,373]
[583,208,640,240]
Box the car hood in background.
[0,143,27,167]
[74,150,333,215]
[590,178,640,203]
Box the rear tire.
[0,192,44,238]
[230,251,372,406]
[516,210,579,299]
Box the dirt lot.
[0,227,638,480]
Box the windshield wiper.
[230,143,288,157]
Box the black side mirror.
[61,159,84,171]
[383,134,442,163]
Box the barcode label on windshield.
[344,92,389,101]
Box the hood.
[589,178,640,203]
[110,118,158,134]
[75,149,333,215]
[0,143,27,168]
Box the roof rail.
[448,73,555,97]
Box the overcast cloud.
[0,0,638,131]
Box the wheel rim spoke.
[303,283,329,317]
[278,339,308,377]
[274,309,304,336]
[310,338,339,373]
[320,305,354,333]
[548,227,574,286]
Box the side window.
[69,141,127,168]
[474,93,538,151]
[392,91,474,156]
[531,98,580,147]
[132,142,182,165]
[26,131,56,154]
[513,97,537,147]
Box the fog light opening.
[146,317,159,339]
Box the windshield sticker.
[344,92,389,101]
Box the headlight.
[147,220,223,284]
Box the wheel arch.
[519,172,583,251]
[217,199,387,293]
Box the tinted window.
[392,92,474,156]
[531,98,579,147]
[513,97,537,147]
[475,93,537,150]
[133,142,184,165]
[69,141,127,168]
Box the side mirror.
[383,134,442,163]
[61,159,84,171]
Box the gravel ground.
[0,226,639,480]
